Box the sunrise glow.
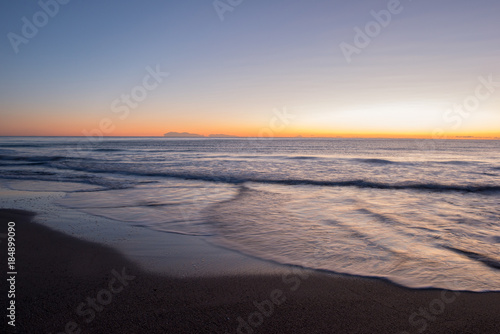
[1,1,499,139]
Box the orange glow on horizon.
[1,125,498,140]
[1,106,498,139]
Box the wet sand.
[1,208,499,333]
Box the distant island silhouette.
[164,132,204,138]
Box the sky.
[0,0,499,138]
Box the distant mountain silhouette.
[163,132,204,138]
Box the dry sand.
[1,208,499,334]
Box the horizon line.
[1,135,499,140]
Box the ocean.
[0,137,499,291]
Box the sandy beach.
[0,208,498,334]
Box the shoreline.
[1,208,499,333]
[0,185,287,278]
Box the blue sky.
[1,0,499,137]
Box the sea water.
[1,137,499,291]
